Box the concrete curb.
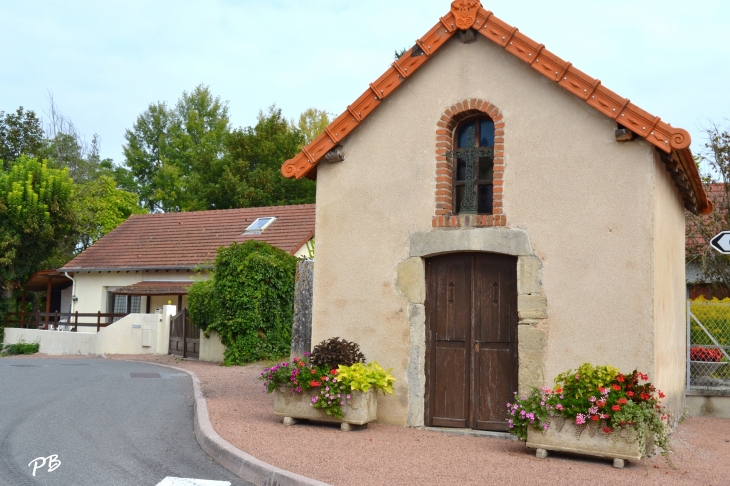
[102,355,328,486]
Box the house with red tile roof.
[56,204,315,317]
[280,1,709,429]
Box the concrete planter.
[274,387,377,431]
[690,361,727,378]
[526,416,652,467]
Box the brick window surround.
[433,100,506,228]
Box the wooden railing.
[5,311,130,332]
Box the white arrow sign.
[710,232,730,254]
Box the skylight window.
[244,217,276,234]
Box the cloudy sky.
[2,0,728,165]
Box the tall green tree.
[75,175,146,252]
[196,106,316,209]
[0,156,76,294]
[123,85,230,212]
[293,108,331,144]
[0,107,45,170]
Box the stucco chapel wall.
[651,151,687,419]
[311,35,658,426]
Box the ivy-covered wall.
[188,240,297,365]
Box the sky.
[2,0,729,166]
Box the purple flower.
[341,401,344,405]
[304,351,310,356]
[346,394,351,399]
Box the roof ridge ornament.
[451,0,481,30]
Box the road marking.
[156,478,231,486]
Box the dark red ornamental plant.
[690,347,724,362]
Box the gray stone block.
[518,294,547,319]
[518,325,547,394]
[396,257,425,304]
[409,227,532,257]
[517,255,542,295]
[291,259,313,358]
[407,304,426,427]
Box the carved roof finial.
[451,0,481,30]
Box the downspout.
[64,272,76,314]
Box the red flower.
[590,415,600,421]
[626,391,634,397]
[330,369,338,375]
[310,369,316,374]
[611,405,621,411]
[612,384,621,391]
[640,393,650,400]
[618,398,627,405]
[310,380,321,387]
[298,362,305,367]
[617,375,625,383]
[321,376,327,381]
[640,372,649,381]
[658,391,665,399]
[603,426,612,434]
[555,387,563,394]
[597,401,606,408]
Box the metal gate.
[687,299,730,391]
[169,308,200,359]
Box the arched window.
[452,118,495,215]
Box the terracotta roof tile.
[59,204,315,271]
[281,0,710,215]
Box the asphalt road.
[0,357,253,486]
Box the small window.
[244,217,276,234]
[452,118,495,215]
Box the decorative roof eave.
[281,1,710,215]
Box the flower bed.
[260,337,395,428]
[507,363,670,466]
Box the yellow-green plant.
[337,362,396,395]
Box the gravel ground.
[23,353,729,486]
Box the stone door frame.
[396,227,548,427]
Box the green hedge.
[188,240,297,365]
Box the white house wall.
[71,270,203,315]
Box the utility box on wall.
[142,329,152,347]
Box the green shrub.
[1,340,39,356]
[188,240,297,365]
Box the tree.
[686,123,730,291]
[75,175,147,252]
[293,108,331,145]
[123,85,230,212]
[0,156,76,295]
[0,107,45,169]
[195,106,316,209]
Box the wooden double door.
[425,253,518,431]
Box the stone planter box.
[274,387,377,431]
[690,361,727,378]
[526,417,652,468]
